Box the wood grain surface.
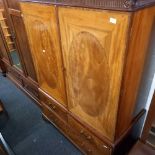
[0,32,9,61]
[116,6,155,139]
[59,7,130,141]
[20,3,67,106]
[5,0,20,10]
[18,0,155,11]
[9,8,37,81]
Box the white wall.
[134,22,155,136]
[145,74,155,111]
[133,22,155,118]
[140,74,155,136]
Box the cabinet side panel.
[116,6,155,139]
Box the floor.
[0,74,82,155]
[129,141,155,155]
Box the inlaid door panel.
[20,3,66,105]
[59,7,130,141]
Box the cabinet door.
[10,12,37,81]
[59,7,130,140]
[20,3,66,106]
[3,0,37,81]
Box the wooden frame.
[20,0,155,11]
[0,0,39,105]
[0,54,6,76]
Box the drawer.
[24,83,39,99]
[43,104,68,135]
[23,79,39,99]
[68,116,112,155]
[39,90,68,122]
[7,67,23,84]
[68,123,93,154]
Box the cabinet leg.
[0,60,6,77]
[2,71,6,77]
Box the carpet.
[0,74,82,155]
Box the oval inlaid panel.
[69,31,110,117]
[33,20,58,89]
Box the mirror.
[0,9,22,70]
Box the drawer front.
[43,104,68,134]
[23,79,39,99]
[68,124,93,154]
[7,66,23,84]
[40,91,68,122]
[68,116,112,155]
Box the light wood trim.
[116,6,155,139]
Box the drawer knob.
[81,142,84,146]
[48,102,52,105]
[102,145,108,149]
[52,106,56,110]
[80,130,84,134]
[87,149,92,153]
[87,136,92,140]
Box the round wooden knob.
[87,136,91,140]
[102,145,108,149]
[87,149,92,153]
[52,106,56,110]
[48,102,52,105]
[81,142,84,146]
[80,130,84,134]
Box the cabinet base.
[5,64,40,107]
[42,103,145,155]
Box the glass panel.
[10,50,22,69]
[0,9,22,70]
